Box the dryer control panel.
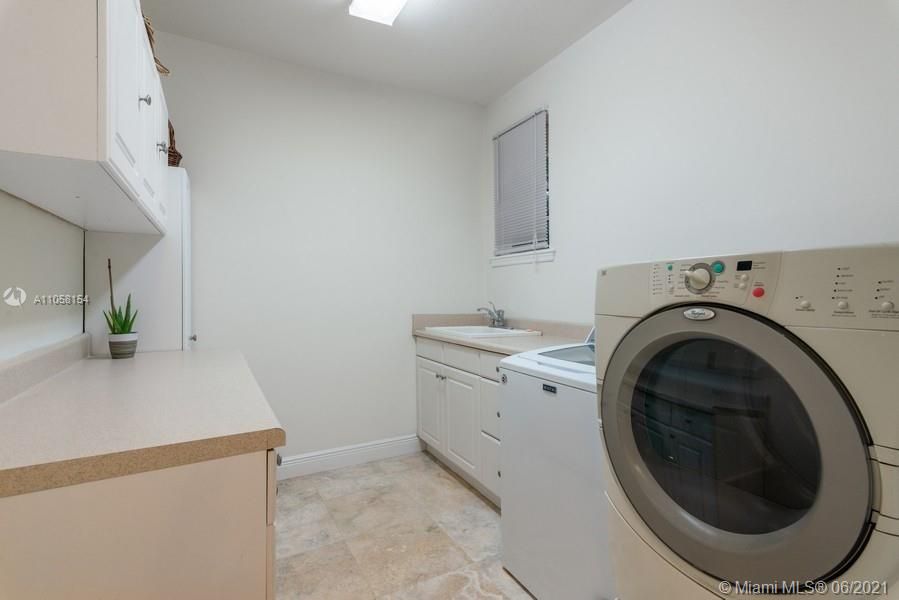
[771,246,899,330]
[598,245,899,331]
[649,252,781,312]
[641,247,899,331]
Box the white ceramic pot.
[108,332,139,359]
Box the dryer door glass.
[601,306,873,586]
[631,338,819,534]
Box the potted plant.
[104,258,139,359]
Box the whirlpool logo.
[683,307,716,321]
[3,286,27,307]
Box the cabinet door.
[138,48,163,217]
[479,378,500,440]
[445,366,480,477]
[416,358,444,451]
[0,452,268,599]
[154,87,170,223]
[479,432,501,498]
[106,0,144,195]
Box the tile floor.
[275,451,532,599]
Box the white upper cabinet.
[107,0,144,194]
[0,0,170,234]
[137,44,169,222]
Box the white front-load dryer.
[594,245,899,599]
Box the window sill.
[490,248,556,268]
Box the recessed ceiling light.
[348,0,409,26]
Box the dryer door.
[601,305,873,587]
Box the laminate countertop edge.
[0,350,286,499]
[413,330,583,356]
[0,427,286,498]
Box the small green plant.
[103,258,138,334]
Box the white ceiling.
[141,0,631,105]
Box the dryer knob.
[684,266,712,292]
[881,301,895,312]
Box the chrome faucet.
[477,302,506,328]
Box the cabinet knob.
[157,141,168,154]
[189,334,198,342]
[139,95,152,106]
[496,411,501,418]
[276,453,282,466]
[497,470,502,478]
[501,374,507,384]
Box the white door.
[105,0,143,195]
[445,366,479,477]
[416,358,444,451]
[176,170,193,350]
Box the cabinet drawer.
[443,343,479,374]
[480,432,501,498]
[415,337,444,363]
[478,351,504,381]
[479,378,500,440]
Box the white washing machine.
[595,245,899,599]
[500,340,618,600]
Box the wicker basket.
[168,121,183,167]
[143,15,170,76]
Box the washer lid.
[501,344,596,392]
[537,343,595,366]
[601,305,873,587]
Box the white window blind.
[494,110,549,256]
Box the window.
[493,110,549,257]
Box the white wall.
[0,191,83,361]
[482,0,899,322]
[154,33,485,457]
[84,176,185,357]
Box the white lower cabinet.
[479,432,502,497]
[415,337,505,503]
[416,357,445,451]
[445,366,480,478]
[0,451,276,599]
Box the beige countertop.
[413,329,585,355]
[0,350,285,498]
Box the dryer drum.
[601,305,873,587]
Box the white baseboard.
[277,434,423,480]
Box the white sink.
[424,326,541,339]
